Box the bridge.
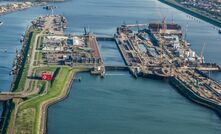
[96,36,115,41]
[105,65,129,71]
[0,92,25,101]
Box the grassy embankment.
[5,31,88,133]
[159,0,221,28]
[13,67,81,134]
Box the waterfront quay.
[114,22,221,115]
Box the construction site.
[41,32,104,71]
[114,19,221,114]
[33,15,105,76]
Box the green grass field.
[13,67,82,134]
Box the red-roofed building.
[41,72,53,81]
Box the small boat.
[0,21,3,26]
[219,29,221,34]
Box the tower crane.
[200,43,206,64]
[162,17,167,35]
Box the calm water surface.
[0,0,221,133]
[48,72,221,134]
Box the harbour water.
[0,0,221,133]
[48,72,221,134]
